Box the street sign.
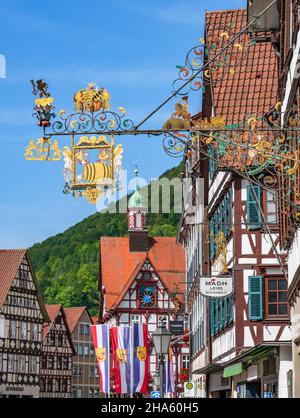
[151,391,160,398]
[170,320,184,335]
[199,276,233,298]
[184,382,194,397]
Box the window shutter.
[246,185,261,229]
[210,299,215,335]
[224,194,229,238]
[248,276,263,320]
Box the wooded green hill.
[29,163,184,315]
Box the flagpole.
[130,323,134,398]
[108,324,111,399]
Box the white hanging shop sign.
[199,276,233,298]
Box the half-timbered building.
[0,249,49,398]
[180,7,292,398]
[99,183,189,396]
[275,0,300,398]
[40,304,75,398]
[64,307,100,398]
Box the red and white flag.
[90,324,110,394]
[111,326,132,394]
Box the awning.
[223,362,243,378]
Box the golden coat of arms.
[137,346,147,361]
[116,348,127,363]
[95,347,106,362]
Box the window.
[182,355,190,370]
[30,356,37,374]
[55,379,60,392]
[77,387,83,398]
[61,379,67,393]
[265,277,288,317]
[42,355,47,369]
[62,357,69,370]
[88,388,94,398]
[56,356,62,370]
[130,315,140,324]
[21,322,27,340]
[79,323,90,335]
[0,315,4,338]
[19,355,26,373]
[47,356,53,369]
[90,366,99,378]
[78,366,83,376]
[72,366,77,376]
[8,354,14,372]
[90,344,94,355]
[84,345,89,356]
[9,320,16,338]
[77,344,84,356]
[208,145,217,181]
[57,333,63,347]
[31,323,38,341]
[264,190,277,224]
[246,185,261,229]
[49,333,55,347]
[47,379,52,392]
[0,353,2,372]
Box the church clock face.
[139,286,155,308]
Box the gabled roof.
[0,249,49,321]
[0,249,26,307]
[64,306,91,333]
[43,304,76,354]
[43,304,62,338]
[205,9,278,124]
[100,236,185,312]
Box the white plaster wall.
[288,229,300,287]
[278,346,293,398]
[212,327,235,362]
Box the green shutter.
[246,185,261,229]
[248,276,263,320]
[224,194,229,238]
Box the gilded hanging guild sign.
[200,276,233,298]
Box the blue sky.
[0,0,245,248]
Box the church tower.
[128,165,149,252]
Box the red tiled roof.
[0,249,26,307]
[205,9,278,123]
[43,304,62,338]
[100,236,185,312]
[64,306,87,333]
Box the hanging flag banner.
[111,326,132,394]
[90,324,110,394]
[165,347,175,394]
[133,323,149,393]
[199,276,233,298]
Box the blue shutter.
[246,185,261,229]
[248,276,263,320]
[210,221,214,260]
[210,299,215,335]
[223,298,228,327]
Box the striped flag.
[133,323,149,393]
[165,347,175,394]
[111,326,132,394]
[90,324,110,394]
